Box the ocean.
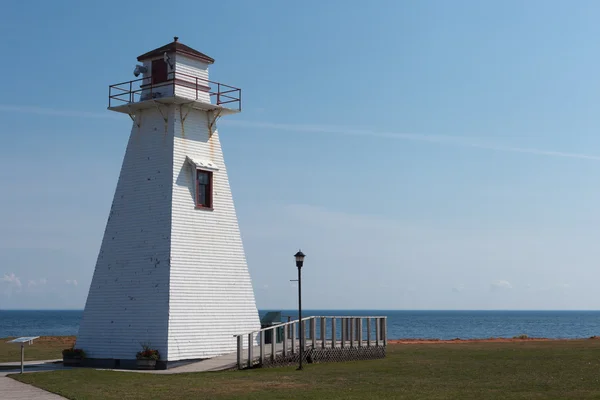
[3,310,600,339]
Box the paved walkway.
[0,377,66,399]
[0,360,68,378]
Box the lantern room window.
[196,170,213,209]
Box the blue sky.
[2,0,600,309]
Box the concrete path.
[0,359,61,368]
[0,376,66,399]
[0,360,69,378]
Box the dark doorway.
[151,59,168,84]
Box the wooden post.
[358,318,363,347]
[332,317,337,348]
[350,318,355,348]
[341,318,346,348]
[291,322,296,354]
[271,327,276,362]
[282,323,288,356]
[311,318,317,349]
[247,333,253,369]
[367,318,372,347]
[259,330,265,365]
[375,318,381,347]
[321,317,326,349]
[382,317,388,346]
[347,318,352,345]
[237,335,243,369]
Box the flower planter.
[63,356,83,367]
[136,359,157,370]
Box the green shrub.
[513,334,529,339]
[62,348,86,358]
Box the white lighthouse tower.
[76,37,260,369]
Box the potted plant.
[62,347,86,366]
[136,343,160,370]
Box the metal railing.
[234,315,388,369]
[108,71,241,111]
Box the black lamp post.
[294,250,306,370]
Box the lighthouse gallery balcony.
[108,71,241,114]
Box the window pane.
[198,185,206,206]
[197,171,209,185]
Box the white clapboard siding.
[77,105,260,362]
[168,107,260,360]
[76,108,174,360]
[173,54,211,103]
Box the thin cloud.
[28,278,47,288]
[490,280,513,291]
[223,120,600,162]
[2,104,598,161]
[2,273,22,289]
[0,104,119,119]
[2,273,22,296]
[65,279,78,286]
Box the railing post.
[331,317,337,348]
[367,318,371,347]
[237,335,243,369]
[271,327,276,362]
[358,318,363,347]
[259,330,265,365]
[129,81,133,103]
[311,318,316,349]
[217,82,221,105]
[376,318,381,347]
[350,318,355,348]
[341,318,346,348]
[291,322,296,354]
[321,317,326,349]
[247,333,253,369]
[282,322,288,357]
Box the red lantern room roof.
[137,36,215,64]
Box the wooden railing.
[234,315,387,369]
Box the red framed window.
[196,170,213,208]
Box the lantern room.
[108,37,241,114]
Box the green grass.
[10,340,600,399]
[0,336,75,363]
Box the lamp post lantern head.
[294,250,306,269]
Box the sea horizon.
[3,309,600,340]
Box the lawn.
[9,339,600,399]
[0,336,75,363]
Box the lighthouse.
[76,37,261,369]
